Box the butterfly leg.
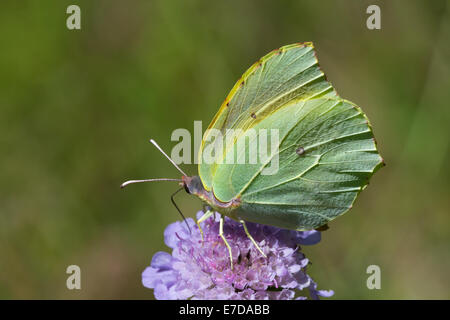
[239,220,267,258]
[196,210,214,242]
[219,215,234,270]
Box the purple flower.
[142,211,333,300]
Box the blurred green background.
[0,0,449,299]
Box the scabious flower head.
[142,211,333,300]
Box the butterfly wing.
[198,43,383,230]
[199,43,337,191]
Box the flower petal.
[151,251,173,270]
[296,230,321,245]
[143,210,331,300]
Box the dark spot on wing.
[251,113,256,119]
[240,81,245,87]
[296,146,305,156]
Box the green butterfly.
[122,42,384,269]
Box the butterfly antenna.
[120,178,182,189]
[150,139,188,177]
[171,187,192,234]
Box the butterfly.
[122,42,384,269]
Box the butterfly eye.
[296,146,305,156]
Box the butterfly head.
[182,175,204,195]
